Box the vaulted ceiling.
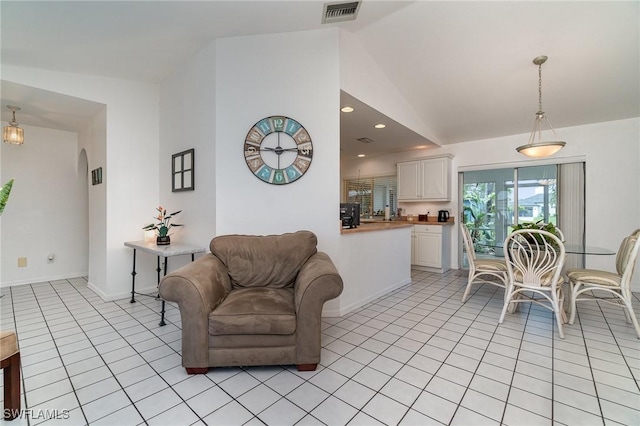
[1,1,638,157]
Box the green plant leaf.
[0,179,14,216]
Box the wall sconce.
[3,106,24,145]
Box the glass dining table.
[474,241,615,321]
[476,242,615,256]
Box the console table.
[124,241,206,326]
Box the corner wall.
[159,42,217,253]
[215,29,342,250]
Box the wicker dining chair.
[566,229,640,338]
[499,229,567,338]
[460,223,508,303]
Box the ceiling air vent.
[357,137,374,144]
[322,1,361,24]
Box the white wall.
[215,29,343,313]
[159,28,344,261]
[80,110,108,293]
[215,29,342,254]
[160,42,217,248]
[342,118,640,290]
[156,41,218,273]
[335,227,412,316]
[1,125,88,285]
[1,68,160,299]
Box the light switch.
[18,257,27,267]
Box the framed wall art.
[172,148,195,192]
[91,167,103,185]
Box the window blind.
[343,175,397,217]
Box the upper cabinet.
[397,155,452,201]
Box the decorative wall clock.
[244,116,313,185]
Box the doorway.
[459,163,583,268]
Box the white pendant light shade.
[517,140,565,158]
[3,106,24,145]
[517,56,565,158]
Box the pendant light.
[3,106,24,145]
[516,56,565,158]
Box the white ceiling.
[1,1,638,157]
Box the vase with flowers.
[143,206,183,245]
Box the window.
[343,176,397,218]
[459,162,585,268]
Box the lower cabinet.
[412,225,451,273]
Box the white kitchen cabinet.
[411,224,451,273]
[397,155,452,201]
[397,161,420,200]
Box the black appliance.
[340,203,360,228]
[437,210,450,222]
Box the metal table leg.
[130,249,137,303]
[158,256,167,326]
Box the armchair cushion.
[209,287,296,335]
[210,231,318,289]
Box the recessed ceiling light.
[374,123,386,129]
[357,154,366,157]
[341,106,354,113]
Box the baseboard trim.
[411,265,450,274]
[0,271,88,288]
[322,276,412,317]
[87,281,159,302]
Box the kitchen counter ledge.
[407,219,455,226]
[341,221,413,234]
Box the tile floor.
[1,270,639,425]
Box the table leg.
[159,302,166,326]
[130,249,137,303]
[158,256,168,327]
[156,256,162,288]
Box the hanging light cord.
[537,62,544,115]
[530,58,561,143]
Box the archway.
[77,148,90,280]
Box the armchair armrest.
[159,254,231,368]
[294,252,343,364]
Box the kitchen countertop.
[341,217,455,234]
[362,217,455,225]
[407,219,455,226]
[341,221,413,234]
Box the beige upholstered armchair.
[159,230,343,373]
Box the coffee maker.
[340,203,360,228]
[437,210,450,222]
